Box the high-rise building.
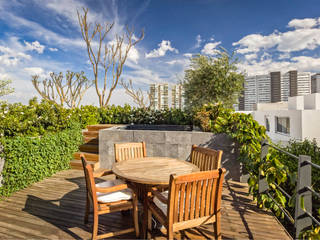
[240,74,271,111]
[311,73,320,93]
[243,76,256,111]
[284,70,311,97]
[149,83,169,110]
[172,84,184,109]
[256,74,271,103]
[240,70,311,111]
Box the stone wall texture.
[99,127,247,182]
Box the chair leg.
[92,212,98,240]
[84,195,90,224]
[214,212,221,240]
[132,193,140,237]
[167,225,174,240]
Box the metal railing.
[259,139,320,239]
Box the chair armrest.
[96,183,128,193]
[151,187,168,204]
[93,168,113,178]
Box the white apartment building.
[252,93,320,145]
[149,83,169,110]
[240,70,312,111]
[172,84,184,109]
[256,74,271,103]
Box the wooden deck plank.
[0,170,292,239]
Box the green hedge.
[0,126,83,197]
[0,99,192,137]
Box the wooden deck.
[0,170,292,239]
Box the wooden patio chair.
[146,168,226,240]
[80,154,139,239]
[190,145,223,171]
[114,142,147,162]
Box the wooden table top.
[112,157,199,185]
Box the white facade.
[251,93,320,145]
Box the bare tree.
[31,71,93,108]
[120,79,150,109]
[77,8,144,108]
[0,79,14,97]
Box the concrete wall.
[288,95,304,110]
[99,127,245,182]
[301,110,320,144]
[304,93,320,110]
[252,110,302,145]
[256,102,288,111]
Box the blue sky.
[1,0,320,106]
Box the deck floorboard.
[0,170,291,239]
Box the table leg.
[141,185,150,239]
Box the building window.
[275,117,290,134]
[265,117,270,132]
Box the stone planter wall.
[99,126,247,182]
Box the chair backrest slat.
[189,181,197,220]
[167,169,225,224]
[190,145,223,171]
[114,142,147,162]
[205,178,213,216]
[178,183,185,222]
[184,182,192,221]
[173,183,180,223]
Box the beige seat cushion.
[96,179,132,203]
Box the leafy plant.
[183,50,244,110]
[0,125,83,197]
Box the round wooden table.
[112,157,199,185]
[112,157,199,238]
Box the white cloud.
[194,34,202,48]
[24,40,45,54]
[0,45,31,66]
[183,53,193,58]
[244,53,257,61]
[145,40,178,58]
[237,56,320,75]
[288,18,319,29]
[49,47,58,52]
[233,17,320,54]
[166,58,189,66]
[201,41,221,55]
[24,67,45,76]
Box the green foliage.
[193,103,291,216]
[0,126,83,196]
[183,50,244,110]
[0,100,193,137]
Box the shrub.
[0,126,83,197]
